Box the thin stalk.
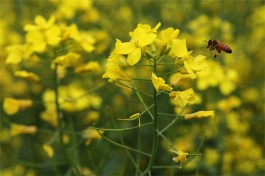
[141,58,159,175]
[54,64,65,154]
[54,64,68,173]
[54,65,81,175]
[134,84,154,120]
[116,81,153,97]
[98,131,151,157]
[91,122,153,132]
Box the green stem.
[54,64,65,152]
[98,131,151,157]
[141,58,159,175]
[116,81,153,97]
[54,65,81,175]
[54,64,68,173]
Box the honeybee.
[205,39,232,58]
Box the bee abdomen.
[220,44,232,53]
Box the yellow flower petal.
[115,41,135,54]
[52,52,81,68]
[184,111,215,120]
[15,70,40,82]
[169,88,195,107]
[151,73,173,92]
[3,98,33,115]
[75,61,101,73]
[170,150,188,169]
[43,144,54,158]
[161,27,180,42]
[82,128,103,145]
[127,47,141,65]
[10,124,37,137]
[172,39,188,57]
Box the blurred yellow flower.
[217,96,241,112]
[41,90,58,127]
[79,31,95,52]
[10,124,37,137]
[75,61,101,73]
[82,127,103,145]
[41,109,58,128]
[5,44,32,64]
[169,88,196,107]
[61,24,95,52]
[184,111,215,120]
[24,15,55,31]
[24,15,61,52]
[220,68,238,95]
[84,111,99,124]
[204,148,219,165]
[197,61,224,90]
[52,52,81,68]
[151,73,173,92]
[55,0,93,19]
[14,70,40,82]
[43,144,54,158]
[3,98,33,115]
[59,84,102,112]
[63,134,70,144]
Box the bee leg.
[210,49,217,58]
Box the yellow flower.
[10,124,37,137]
[55,0,93,19]
[62,24,95,52]
[40,90,58,127]
[24,15,61,52]
[219,68,238,95]
[102,59,131,82]
[204,148,219,166]
[183,55,207,79]
[41,109,58,128]
[115,23,161,65]
[169,73,191,86]
[171,39,189,57]
[217,96,241,112]
[160,27,180,44]
[52,52,81,68]
[75,61,101,73]
[3,98,33,115]
[63,134,70,144]
[169,88,196,107]
[184,111,215,120]
[43,144,54,158]
[59,83,102,112]
[196,61,224,90]
[83,111,99,124]
[14,70,40,82]
[170,150,189,169]
[79,31,95,52]
[82,127,103,145]
[5,44,32,64]
[151,73,173,92]
[24,15,55,31]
